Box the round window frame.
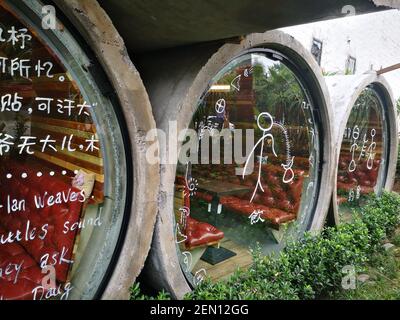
[174,48,325,287]
[3,0,133,299]
[336,84,390,217]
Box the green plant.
[130,283,171,301]
[130,192,400,301]
[359,192,400,250]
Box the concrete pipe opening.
[137,30,334,298]
[0,0,159,300]
[326,74,398,225]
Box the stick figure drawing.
[243,112,277,202]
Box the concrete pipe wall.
[0,0,159,300]
[53,0,160,299]
[326,74,398,225]
[98,0,389,53]
[136,30,335,298]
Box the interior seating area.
[0,162,83,299]
[172,52,320,283]
[0,5,105,298]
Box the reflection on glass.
[0,3,126,299]
[336,87,387,222]
[174,52,320,284]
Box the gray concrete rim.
[325,73,398,225]
[142,30,334,298]
[54,0,160,300]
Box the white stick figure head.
[257,112,274,132]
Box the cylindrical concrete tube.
[0,0,159,300]
[326,74,398,225]
[54,0,160,299]
[137,30,334,298]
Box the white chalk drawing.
[179,206,190,227]
[0,27,31,50]
[0,58,54,79]
[348,188,355,202]
[356,185,361,200]
[198,116,220,139]
[358,133,368,160]
[301,101,310,110]
[347,126,377,172]
[306,181,314,197]
[243,112,298,202]
[0,18,113,301]
[0,133,98,156]
[175,224,187,244]
[249,209,265,225]
[193,268,207,286]
[215,98,226,114]
[0,133,13,155]
[367,129,377,170]
[243,112,277,202]
[230,74,241,92]
[309,128,315,145]
[184,162,198,197]
[181,251,193,273]
[243,67,253,78]
[348,125,360,172]
[275,121,295,184]
[309,153,315,168]
[282,156,295,184]
[348,143,358,173]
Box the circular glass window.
[173,50,322,285]
[0,2,129,299]
[336,86,388,222]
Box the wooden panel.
[33,152,104,183]
[28,157,104,203]
[31,116,96,134]
[194,238,253,282]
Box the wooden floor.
[194,238,253,282]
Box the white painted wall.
[281,10,400,101]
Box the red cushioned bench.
[0,162,83,300]
[193,163,304,229]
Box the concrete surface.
[55,0,160,300]
[325,73,398,225]
[137,30,335,298]
[97,0,389,52]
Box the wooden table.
[196,179,250,265]
[197,179,250,214]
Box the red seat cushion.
[185,217,224,250]
[0,162,84,299]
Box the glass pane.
[0,3,127,300]
[173,52,321,284]
[336,86,388,222]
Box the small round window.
[0,2,129,299]
[173,51,321,285]
[336,86,388,222]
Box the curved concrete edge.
[325,73,398,225]
[54,0,160,300]
[138,30,334,298]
